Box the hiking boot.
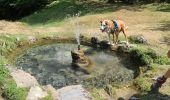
[150,76,167,93]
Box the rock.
[11,69,39,88]
[26,86,48,100]
[129,35,147,44]
[56,85,92,100]
[91,37,99,48]
[110,45,119,51]
[129,96,140,100]
[16,37,20,42]
[91,37,110,49]
[43,85,58,100]
[28,36,37,44]
[99,40,110,49]
[71,49,92,73]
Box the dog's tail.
[116,17,121,20]
[125,26,128,30]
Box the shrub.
[0,59,28,100]
[140,54,153,65]
[154,56,170,65]
[0,0,52,19]
[0,60,9,86]
[129,49,148,66]
[3,81,28,100]
[134,77,151,92]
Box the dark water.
[16,43,136,89]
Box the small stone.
[16,37,20,42]
[129,96,140,100]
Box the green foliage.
[41,91,53,100]
[3,81,28,100]
[0,35,17,56]
[0,0,52,19]
[134,77,151,92]
[0,50,28,100]
[154,56,170,65]
[90,88,108,100]
[0,60,9,86]
[129,48,170,66]
[129,49,152,65]
[128,35,146,44]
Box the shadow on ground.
[150,21,170,32]
[151,21,170,32]
[161,36,170,45]
[118,92,170,100]
[21,1,142,25]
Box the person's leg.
[151,68,170,93]
[150,50,170,93]
[164,68,170,78]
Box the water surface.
[16,43,135,89]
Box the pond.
[16,43,137,89]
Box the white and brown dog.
[100,19,129,45]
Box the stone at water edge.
[56,85,92,100]
[71,49,91,67]
[26,86,48,100]
[11,69,39,88]
[43,85,58,100]
[5,64,39,88]
[28,36,37,44]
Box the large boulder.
[5,64,39,88]
[11,69,39,88]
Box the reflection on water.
[16,43,135,89]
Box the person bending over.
[151,50,170,93]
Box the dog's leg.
[112,33,115,45]
[115,33,118,45]
[122,29,129,45]
[108,33,111,45]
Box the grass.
[0,56,28,100]
[21,0,120,26]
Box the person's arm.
[168,50,170,58]
[164,68,170,78]
[164,50,170,78]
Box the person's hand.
[167,50,170,58]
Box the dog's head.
[100,20,108,33]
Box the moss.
[90,88,108,100]
[129,47,170,66]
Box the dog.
[100,19,129,45]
